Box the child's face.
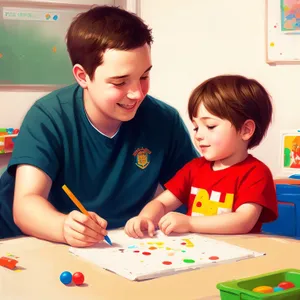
[192,103,244,162]
[84,43,151,124]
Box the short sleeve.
[159,110,199,184]
[8,103,62,181]
[164,160,195,205]
[234,164,278,223]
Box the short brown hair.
[188,75,273,149]
[66,6,153,80]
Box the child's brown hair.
[66,6,153,80]
[188,75,273,149]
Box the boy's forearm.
[139,200,166,225]
[13,195,66,243]
[189,212,253,234]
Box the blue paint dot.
[128,245,136,249]
[53,15,58,21]
[60,271,72,284]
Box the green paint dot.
[183,258,195,263]
[181,250,186,253]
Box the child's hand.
[158,212,191,235]
[124,216,155,238]
[63,210,108,247]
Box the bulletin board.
[265,0,300,64]
[0,1,92,87]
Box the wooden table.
[0,233,299,300]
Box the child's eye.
[112,82,126,87]
[140,76,149,80]
[193,127,198,132]
[207,125,216,130]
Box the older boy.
[0,6,198,246]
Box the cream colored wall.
[140,0,300,177]
[1,0,298,177]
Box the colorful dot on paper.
[45,14,51,20]
[53,15,58,21]
[162,261,172,265]
[149,246,157,250]
[181,242,186,245]
[147,242,154,245]
[181,250,186,253]
[128,245,136,249]
[209,256,219,260]
[156,242,164,246]
[0,53,3,59]
[166,247,172,250]
[52,46,57,53]
[167,252,175,256]
[133,250,140,253]
[183,259,195,264]
[270,42,275,47]
[142,252,151,256]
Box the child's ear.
[240,119,255,142]
[72,64,90,88]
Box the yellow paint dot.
[147,242,153,245]
[156,242,164,246]
[166,247,172,250]
[270,42,275,47]
[52,46,57,53]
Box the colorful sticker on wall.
[281,0,300,32]
[281,132,300,169]
[0,128,19,154]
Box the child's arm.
[124,190,182,238]
[189,203,262,234]
[139,190,182,223]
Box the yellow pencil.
[62,184,112,245]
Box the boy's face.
[82,43,151,128]
[192,103,246,165]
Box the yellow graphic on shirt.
[190,187,234,216]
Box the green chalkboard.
[0,3,90,86]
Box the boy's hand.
[63,210,108,247]
[124,216,155,238]
[158,212,191,235]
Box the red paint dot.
[181,242,186,245]
[274,25,277,28]
[133,250,140,253]
[142,252,151,256]
[196,201,202,207]
[209,256,219,260]
[162,261,172,265]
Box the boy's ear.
[72,64,90,88]
[240,119,255,142]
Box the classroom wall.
[0,0,299,177]
[0,0,115,168]
[140,0,300,177]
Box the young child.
[125,75,278,238]
[0,6,198,245]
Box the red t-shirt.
[165,155,278,233]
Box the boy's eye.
[140,76,149,80]
[207,125,216,130]
[193,127,198,132]
[112,82,126,87]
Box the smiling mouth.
[117,102,136,110]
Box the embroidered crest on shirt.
[133,148,151,169]
[190,187,234,216]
